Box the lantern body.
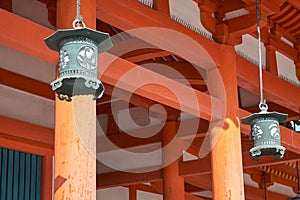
[44,28,112,101]
[242,111,287,160]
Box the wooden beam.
[96,170,162,189]
[227,12,258,38]
[261,28,298,61]
[97,118,208,153]
[99,52,223,121]
[0,116,54,148]
[126,50,171,63]
[136,60,205,80]
[0,68,55,100]
[0,9,56,64]
[236,55,300,113]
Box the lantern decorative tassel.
[241,0,287,160]
[44,0,112,101]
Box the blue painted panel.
[1,148,8,200]
[30,154,37,200]
[13,151,20,200]
[36,156,42,200]
[24,153,31,200]
[6,149,14,200]
[0,147,42,200]
[19,152,26,200]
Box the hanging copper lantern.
[242,104,287,160]
[44,0,112,101]
[241,0,287,160]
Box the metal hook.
[72,19,86,29]
[73,0,85,29]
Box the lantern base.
[51,77,104,102]
[250,144,285,160]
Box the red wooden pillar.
[129,185,137,200]
[265,44,278,75]
[54,0,97,199]
[153,0,170,16]
[162,120,185,200]
[207,45,245,199]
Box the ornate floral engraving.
[251,124,263,141]
[77,46,97,69]
[59,49,70,69]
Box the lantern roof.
[44,27,112,53]
[241,110,288,125]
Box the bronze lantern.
[44,27,112,101]
[242,105,288,160]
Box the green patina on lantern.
[44,28,112,101]
[242,105,288,160]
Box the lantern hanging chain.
[73,0,86,29]
[256,0,267,111]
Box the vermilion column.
[162,120,185,200]
[129,186,137,200]
[208,45,245,200]
[265,44,278,75]
[54,0,97,199]
[153,0,170,16]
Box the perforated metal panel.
[0,147,41,200]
